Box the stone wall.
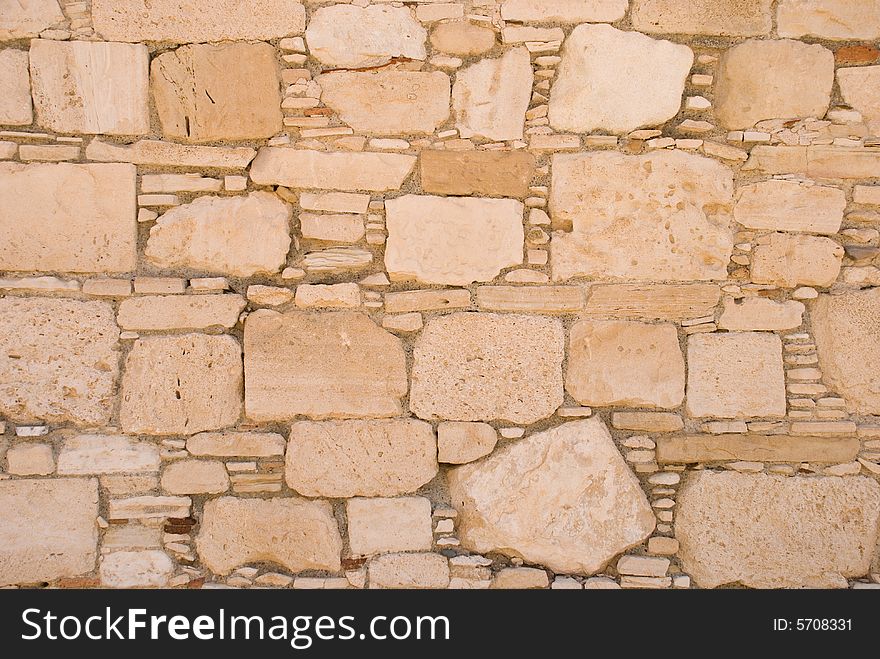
[1,0,879,590]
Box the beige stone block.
[187,431,285,458]
[368,552,450,589]
[152,42,281,142]
[86,139,256,169]
[430,22,495,56]
[385,195,523,286]
[420,150,536,198]
[806,146,880,179]
[245,310,407,421]
[299,214,364,243]
[161,459,229,494]
[438,421,498,464]
[491,567,550,589]
[294,283,361,309]
[299,192,370,214]
[837,66,880,136]
[145,192,291,277]
[119,334,243,435]
[0,478,98,586]
[566,320,685,409]
[196,496,342,576]
[501,0,627,22]
[550,25,692,134]
[0,298,119,425]
[734,179,845,234]
[777,0,880,40]
[715,39,834,130]
[453,47,533,141]
[100,550,174,588]
[318,71,449,136]
[686,332,786,419]
[0,50,32,125]
[475,286,583,313]
[347,497,433,555]
[750,233,843,288]
[117,295,245,331]
[648,537,680,556]
[611,412,684,433]
[550,151,734,282]
[617,555,670,577]
[6,442,54,476]
[29,39,149,136]
[285,419,438,498]
[247,285,294,307]
[677,472,880,588]
[410,313,564,424]
[0,162,136,273]
[717,296,804,331]
[141,174,222,194]
[57,435,160,475]
[584,283,721,320]
[656,434,859,464]
[383,289,470,314]
[108,495,191,521]
[0,0,63,40]
[631,0,772,36]
[449,419,655,574]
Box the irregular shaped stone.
[657,434,859,464]
[777,0,880,40]
[677,472,880,588]
[501,0,627,22]
[145,192,291,277]
[717,297,805,331]
[410,313,564,424]
[0,50,32,125]
[151,42,281,143]
[29,39,149,136]
[0,162,137,273]
[117,295,246,331]
[318,71,449,135]
[187,432,286,457]
[491,567,550,589]
[812,288,880,415]
[550,150,734,282]
[100,550,174,588]
[86,139,256,169]
[549,25,693,134]
[285,419,437,498]
[566,320,685,409]
[686,332,786,418]
[0,478,98,586]
[449,419,655,574]
[734,179,845,234]
[584,284,721,320]
[294,283,361,309]
[385,195,524,286]
[57,435,160,475]
[196,496,342,575]
[0,0,63,40]
[453,47,532,141]
[92,0,306,43]
[438,421,498,464]
[250,148,416,192]
[0,298,119,425]
[347,497,433,556]
[306,5,426,68]
[368,553,450,589]
[631,0,772,36]
[245,311,407,421]
[715,39,834,130]
[430,22,496,56]
[837,66,880,136]
[120,334,243,435]
[161,459,229,494]
[750,233,844,288]
[420,150,536,197]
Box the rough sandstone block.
[717,297,805,331]
[0,50,32,125]
[368,553,450,589]
[631,0,773,36]
[161,459,229,495]
[500,0,627,23]
[430,22,496,56]
[733,179,845,234]
[750,233,844,288]
[186,432,286,458]
[437,421,498,464]
[346,497,433,556]
[0,0,64,40]
[420,150,536,198]
[837,66,880,136]
[583,284,721,320]
[6,443,54,476]
[777,0,880,40]
[656,434,860,464]
[117,295,246,331]
[57,435,160,475]
[491,567,550,589]
[100,550,174,588]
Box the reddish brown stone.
[836,45,880,66]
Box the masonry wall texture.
[0,0,879,591]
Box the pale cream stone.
[119,334,243,435]
[145,192,291,277]
[734,179,845,234]
[777,0,880,40]
[611,412,684,433]
[812,289,880,415]
[550,151,734,282]
[584,284,721,320]
[382,313,423,333]
[347,497,433,555]
[161,460,229,494]
[0,162,136,273]
[246,285,294,307]
[6,443,54,476]
[368,553,450,589]
[100,550,174,588]
[383,289,470,314]
[475,286,583,313]
[750,233,844,288]
[656,434,859,464]
[385,195,524,286]
[318,71,449,136]
[151,42,281,142]
[837,67,880,136]
[187,432,286,458]
[306,5,426,68]
[617,555,670,577]
[0,0,63,40]
[410,313,564,424]
[549,25,693,134]
[686,332,786,418]
[0,298,119,425]
[294,283,361,309]
[245,310,407,421]
[108,495,191,521]
[566,320,685,409]
[449,419,655,574]
[715,39,834,130]
[0,50,32,125]
[196,496,342,576]
[250,148,416,192]
[453,47,533,141]
[420,150,536,198]
[501,0,627,22]
[300,192,370,214]
[285,419,438,497]
[86,139,256,169]
[437,421,498,464]
[117,295,246,331]
[0,478,98,586]
[92,0,306,43]
[57,435,160,475]
[677,472,880,588]
[299,213,364,243]
[141,174,221,194]
[717,297,805,331]
[631,0,773,36]
[430,22,495,56]
[29,39,149,136]
[491,567,550,589]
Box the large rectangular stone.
[117,295,246,331]
[420,150,536,197]
[384,289,471,314]
[476,286,584,313]
[657,434,859,463]
[584,283,721,320]
[0,162,136,273]
[86,139,256,169]
[744,145,880,178]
